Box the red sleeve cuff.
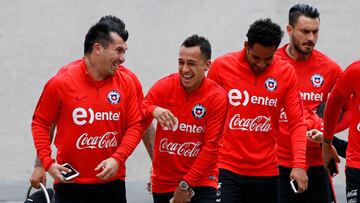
[148,105,157,117]
[292,163,306,170]
[182,176,194,188]
[42,157,55,171]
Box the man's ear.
[287,24,293,35]
[205,60,211,71]
[93,43,102,55]
[244,41,249,50]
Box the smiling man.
[31,16,143,202]
[208,18,308,203]
[142,35,228,203]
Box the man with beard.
[276,4,351,203]
[208,18,308,203]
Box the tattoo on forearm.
[149,143,154,160]
[34,156,42,167]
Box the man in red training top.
[29,15,156,191]
[276,4,351,203]
[142,34,228,203]
[31,16,143,202]
[208,18,308,203]
[323,61,360,203]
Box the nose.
[308,32,315,42]
[181,63,191,72]
[118,53,125,64]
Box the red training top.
[276,44,343,167]
[142,73,227,193]
[118,66,144,108]
[32,59,143,184]
[208,49,307,176]
[324,60,360,169]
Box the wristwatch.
[179,180,190,191]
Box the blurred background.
[1,0,359,202]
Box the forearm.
[32,122,54,171]
[112,123,143,165]
[323,90,346,141]
[142,124,155,160]
[34,123,56,168]
[34,156,42,167]
[290,124,307,168]
[335,109,352,133]
[183,142,219,186]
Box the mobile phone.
[190,188,195,198]
[61,163,80,181]
[328,159,339,177]
[290,179,299,194]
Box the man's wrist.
[34,156,42,167]
[323,137,332,144]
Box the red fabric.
[208,48,306,176]
[142,73,227,193]
[118,66,144,108]
[276,44,344,167]
[324,60,360,169]
[32,59,143,184]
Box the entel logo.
[300,91,324,102]
[72,107,120,125]
[228,88,278,107]
[163,117,205,134]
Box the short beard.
[293,41,313,56]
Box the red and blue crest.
[107,90,121,104]
[311,74,324,87]
[265,77,277,92]
[192,104,206,119]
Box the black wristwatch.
[179,180,190,191]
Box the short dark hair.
[246,18,283,48]
[84,15,128,54]
[289,4,320,27]
[181,34,211,60]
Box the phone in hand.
[61,163,80,181]
[290,179,299,194]
[328,159,339,177]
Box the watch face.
[180,181,189,190]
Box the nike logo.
[75,96,87,101]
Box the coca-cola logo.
[229,114,271,132]
[279,108,288,122]
[159,138,202,157]
[76,131,118,149]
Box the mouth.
[181,74,193,83]
[252,66,266,74]
[303,42,315,47]
[112,62,120,70]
